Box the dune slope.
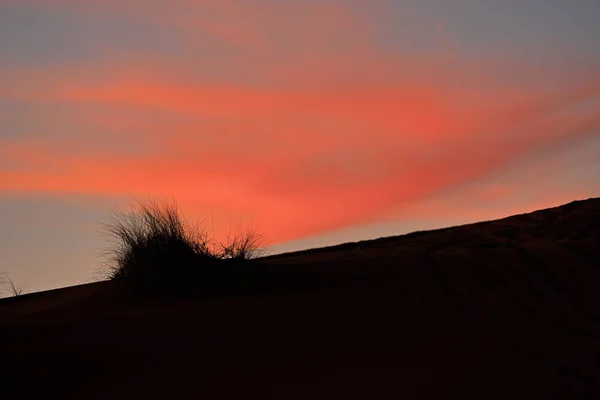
[2,197,600,399]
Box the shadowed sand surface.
[2,198,600,399]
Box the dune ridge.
[2,197,600,399]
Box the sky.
[1,0,600,292]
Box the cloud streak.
[1,0,600,245]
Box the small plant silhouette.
[219,226,266,260]
[1,273,25,297]
[101,199,265,292]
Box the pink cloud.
[1,64,599,242]
[1,0,599,244]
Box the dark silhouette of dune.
[1,197,600,399]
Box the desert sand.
[1,197,599,399]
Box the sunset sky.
[1,0,600,292]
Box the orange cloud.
[1,0,599,245]
[1,65,599,243]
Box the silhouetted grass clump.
[220,226,266,260]
[0,273,24,298]
[102,200,265,294]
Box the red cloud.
[1,65,599,243]
[1,0,599,244]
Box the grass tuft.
[101,199,265,294]
[0,273,25,297]
[219,226,266,260]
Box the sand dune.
[2,197,600,399]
